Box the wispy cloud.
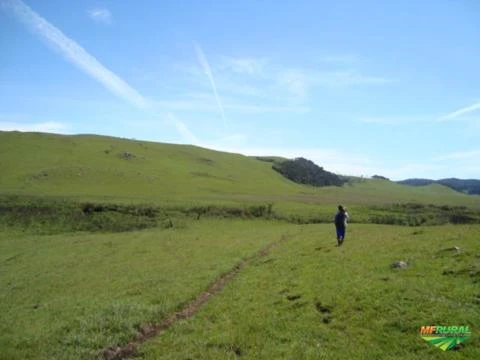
[218,56,388,89]
[88,8,112,25]
[311,71,391,87]
[220,56,268,75]
[1,0,206,143]
[434,149,480,161]
[155,98,310,114]
[438,101,480,121]
[359,102,480,126]
[178,53,391,106]
[386,163,447,180]
[2,0,148,109]
[225,103,310,114]
[277,69,391,99]
[194,43,226,126]
[316,54,360,65]
[358,115,433,124]
[0,121,68,133]
[278,69,309,99]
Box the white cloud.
[155,98,310,114]
[360,103,480,126]
[194,43,226,126]
[3,0,148,109]
[88,8,112,25]
[438,101,480,121]
[220,56,269,75]
[358,115,434,124]
[275,69,391,99]
[216,81,266,98]
[224,103,310,114]
[3,0,204,144]
[384,163,447,180]
[373,161,478,181]
[179,54,391,104]
[434,150,480,161]
[311,71,391,87]
[277,69,309,98]
[0,121,68,133]
[316,54,360,65]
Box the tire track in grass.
[101,233,293,360]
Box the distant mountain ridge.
[398,178,480,195]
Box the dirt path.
[101,233,292,360]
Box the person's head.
[338,205,344,212]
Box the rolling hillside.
[1,131,479,210]
[398,178,480,195]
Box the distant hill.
[398,178,480,195]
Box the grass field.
[1,220,479,359]
[0,219,297,360]
[139,223,480,359]
[1,131,479,359]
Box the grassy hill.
[0,131,299,201]
[1,131,479,212]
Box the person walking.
[334,205,349,246]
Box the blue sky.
[1,0,479,180]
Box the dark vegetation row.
[366,203,480,226]
[256,157,345,187]
[0,196,278,234]
[1,196,479,235]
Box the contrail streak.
[439,102,480,121]
[167,113,199,145]
[1,0,148,109]
[194,43,226,127]
[1,0,203,145]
